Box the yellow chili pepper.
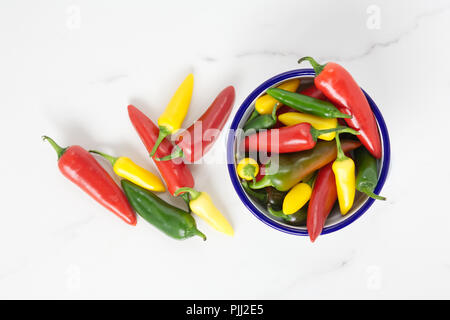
[237,158,259,181]
[282,174,315,215]
[149,73,194,156]
[90,150,165,192]
[255,79,300,114]
[175,187,234,236]
[278,112,338,141]
[332,133,356,215]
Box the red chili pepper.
[299,57,382,158]
[127,105,195,196]
[307,163,337,242]
[43,136,137,225]
[243,123,358,153]
[156,86,235,163]
[300,85,328,101]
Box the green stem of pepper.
[310,125,360,142]
[242,164,257,179]
[298,56,326,75]
[42,136,67,160]
[89,150,118,166]
[154,145,184,161]
[358,187,386,200]
[247,109,260,122]
[335,133,349,162]
[249,175,272,190]
[271,102,278,120]
[267,205,290,219]
[175,187,201,201]
[149,126,171,157]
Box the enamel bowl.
[226,69,390,236]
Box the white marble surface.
[1,0,450,299]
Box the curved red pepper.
[43,136,136,225]
[128,105,195,195]
[307,163,337,242]
[244,123,316,153]
[175,86,235,163]
[299,57,382,158]
[243,123,357,153]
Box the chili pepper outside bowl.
[226,69,390,236]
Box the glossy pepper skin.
[241,180,268,204]
[149,74,194,157]
[266,88,351,119]
[249,139,361,192]
[157,86,235,163]
[128,105,195,196]
[354,147,386,200]
[332,133,356,215]
[243,102,278,133]
[267,205,307,226]
[300,85,328,101]
[282,175,314,215]
[255,79,300,114]
[43,136,136,225]
[307,163,337,242]
[89,150,165,192]
[243,123,359,153]
[299,56,382,158]
[278,112,338,141]
[175,187,234,236]
[121,180,206,240]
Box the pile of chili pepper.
[237,58,386,242]
[44,74,236,241]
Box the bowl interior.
[229,71,388,235]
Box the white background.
[1,0,450,299]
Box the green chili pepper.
[354,147,386,200]
[243,103,278,133]
[266,88,351,119]
[267,204,307,226]
[241,180,267,204]
[121,180,206,240]
[247,109,260,123]
[250,139,361,192]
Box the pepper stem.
[298,56,326,75]
[335,133,348,161]
[149,126,171,157]
[155,145,184,161]
[249,175,272,189]
[310,125,360,141]
[271,102,278,120]
[242,164,257,180]
[267,205,289,219]
[89,150,118,166]
[192,229,207,241]
[175,187,202,201]
[359,188,386,201]
[42,136,67,160]
[247,109,260,122]
[180,192,191,212]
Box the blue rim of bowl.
[226,68,391,236]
